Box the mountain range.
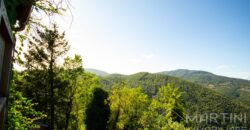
[86,68,250,103]
[85,68,250,127]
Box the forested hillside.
[160,69,250,103]
[99,72,250,128]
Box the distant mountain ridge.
[159,69,250,103]
[85,68,109,76]
[86,68,250,103]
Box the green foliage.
[140,84,186,130]
[13,63,250,129]
[57,55,100,130]
[8,72,46,130]
[23,24,69,70]
[107,83,187,130]
[85,88,110,130]
[16,24,71,129]
[100,72,250,128]
[14,57,100,129]
[157,84,185,122]
[161,69,250,103]
[108,85,149,129]
[70,72,99,130]
[60,54,84,129]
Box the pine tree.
[23,24,69,129]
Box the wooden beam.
[0,0,15,44]
[0,97,6,112]
[0,0,16,129]
[0,97,6,129]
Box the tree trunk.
[49,51,55,130]
[65,98,73,130]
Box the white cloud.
[216,65,231,70]
[142,53,154,60]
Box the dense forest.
[99,72,250,129]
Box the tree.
[23,24,69,129]
[16,57,100,129]
[140,84,186,130]
[55,54,84,129]
[8,71,46,130]
[108,84,149,130]
[63,55,83,129]
[85,88,110,130]
[71,72,99,130]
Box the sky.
[56,0,250,79]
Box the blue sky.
[57,0,250,79]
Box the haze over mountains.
[85,68,109,77]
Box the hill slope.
[160,69,250,103]
[99,72,250,128]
